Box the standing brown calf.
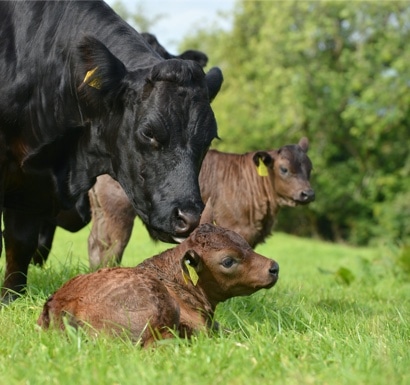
[37,224,279,346]
[199,137,315,247]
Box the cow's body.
[0,1,223,301]
[51,138,313,269]
[37,224,279,346]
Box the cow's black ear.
[298,137,309,153]
[77,36,127,94]
[178,50,208,68]
[205,67,223,102]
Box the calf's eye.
[279,166,288,174]
[221,257,235,268]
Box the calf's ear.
[183,250,202,269]
[199,198,214,224]
[181,250,203,285]
[205,67,223,102]
[253,152,273,177]
[298,137,309,153]
[181,250,202,272]
[77,36,127,100]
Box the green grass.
[1,220,409,385]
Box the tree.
[184,0,410,245]
[110,0,164,32]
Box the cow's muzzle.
[171,207,200,243]
[147,203,203,243]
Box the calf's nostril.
[301,189,315,202]
[269,262,279,276]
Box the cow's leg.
[1,209,42,303]
[0,209,3,259]
[33,201,90,267]
[32,220,56,266]
[1,162,4,259]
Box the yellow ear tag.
[257,159,269,177]
[181,267,189,285]
[185,260,199,286]
[83,67,102,89]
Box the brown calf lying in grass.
[37,224,279,346]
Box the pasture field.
[0,220,409,385]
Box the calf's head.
[179,224,279,307]
[253,137,315,207]
[77,37,223,243]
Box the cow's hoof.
[1,290,22,305]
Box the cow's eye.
[221,257,235,268]
[139,127,159,148]
[279,166,288,174]
[142,128,155,142]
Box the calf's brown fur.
[199,137,315,247]
[37,224,279,346]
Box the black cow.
[31,31,210,267]
[0,1,223,302]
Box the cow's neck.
[60,122,113,208]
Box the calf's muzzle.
[269,261,280,278]
[297,188,315,204]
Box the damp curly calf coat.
[37,224,279,346]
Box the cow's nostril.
[174,208,200,235]
[269,262,279,276]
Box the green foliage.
[183,0,410,246]
[110,0,164,32]
[397,244,410,277]
[1,223,409,385]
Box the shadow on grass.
[315,298,374,317]
[217,293,312,338]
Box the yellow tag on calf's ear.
[257,159,269,177]
[83,67,102,89]
[185,260,199,286]
[181,266,189,285]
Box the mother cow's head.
[72,37,223,243]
